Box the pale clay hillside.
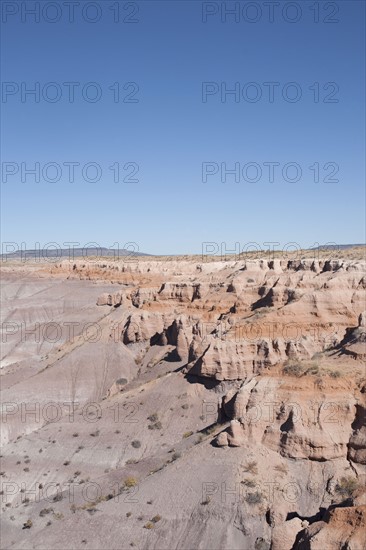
[0,247,365,550]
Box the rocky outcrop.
[96,291,123,306]
[348,384,366,464]
[216,377,359,461]
[294,505,366,549]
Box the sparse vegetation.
[22,519,32,529]
[131,440,141,448]
[335,476,359,498]
[274,464,288,474]
[183,431,193,439]
[242,478,256,488]
[329,370,341,378]
[123,477,138,489]
[144,521,154,529]
[243,461,258,475]
[201,496,211,505]
[283,362,305,377]
[201,424,218,436]
[151,515,161,523]
[245,491,263,505]
[148,421,162,430]
[306,364,320,375]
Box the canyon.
[1,251,365,549]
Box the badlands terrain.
[1,248,366,550]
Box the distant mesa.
[0,247,150,260]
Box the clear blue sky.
[1,0,365,255]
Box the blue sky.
[1,0,365,255]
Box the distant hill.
[312,244,365,250]
[0,247,150,260]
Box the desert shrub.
[39,508,53,518]
[90,430,100,437]
[131,440,141,448]
[335,476,359,498]
[183,431,193,439]
[144,522,154,529]
[245,491,263,505]
[126,458,138,465]
[274,464,288,474]
[147,413,159,422]
[22,519,32,529]
[151,515,161,523]
[314,377,325,389]
[181,404,189,410]
[283,362,305,377]
[255,538,270,550]
[306,364,320,375]
[330,370,341,378]
[201,496,211,505]
[242,478,256,488]
[243,461,258,475]
[126,512,132,517]
[116,378,128,385]
[202,424,218,435]
[123,477,138,489]
[148,421,162,430]
[171,452,181,461]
